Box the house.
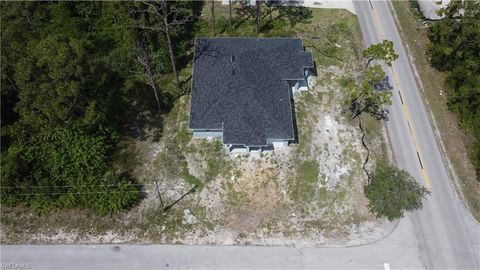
[417,0,450,20]
[221,0,256,5]
[189,37,315,154]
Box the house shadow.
[290,88,300,144]
[289,61,318,145]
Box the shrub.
[1,127,141,213]
[364,165,430,221]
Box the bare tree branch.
[134,36,162,112]
[133,0,191,89]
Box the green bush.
[1,127,141,214]
[364,165,430,221]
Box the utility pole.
[229,0,232,30]
[255,0,260,34]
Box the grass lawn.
[390,1,480,222]
[1,3,392,245]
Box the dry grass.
[390,1,480,221]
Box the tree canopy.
[364,165,430,221]
[0,1,197,213]
[427,0,480,180]
[345,40,398,120]
[277,5,312,28]
[362,39,398,67]
[346,41,398,185]
[347,65,393,119]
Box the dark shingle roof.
[189,37,314,146]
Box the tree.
[0,2,42,140]
[347,65,393,119]
[134,36,163,112]
[234,1,255,20]
[362,39,398,68]
[427,0,480,181]
[345,40,398,184]
[346,65,393,184]
[135,0,191,89]
[345,41,399,120]
[265,0,283,21]
[364,165,430,221]
[277,5,312,27]
[0,2,142,213]
[13,36,91,127]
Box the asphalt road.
[1,1,479,269]
[354,0,480,268]
[0,218,424,269]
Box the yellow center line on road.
[370,2,432,189]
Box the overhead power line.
[0,183,154,189]
[2,190,145,196]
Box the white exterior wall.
[297,79,308,92]
[230,147,249,154]
[272,141,288,149]
[291,80,308,95]
[225,141,287,154]
[192,130,223,138]
[417,0,450,20]
[290,68,316,95]
[227,144,249,155]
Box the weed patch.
[289,160,320,202]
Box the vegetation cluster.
[0,1,198,212]
[346,40,429,220]
[0,1,313,213]
[427,0,480,180]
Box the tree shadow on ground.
[121,81,176,142]
[360,75,393,121]
[373,76,393,121]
